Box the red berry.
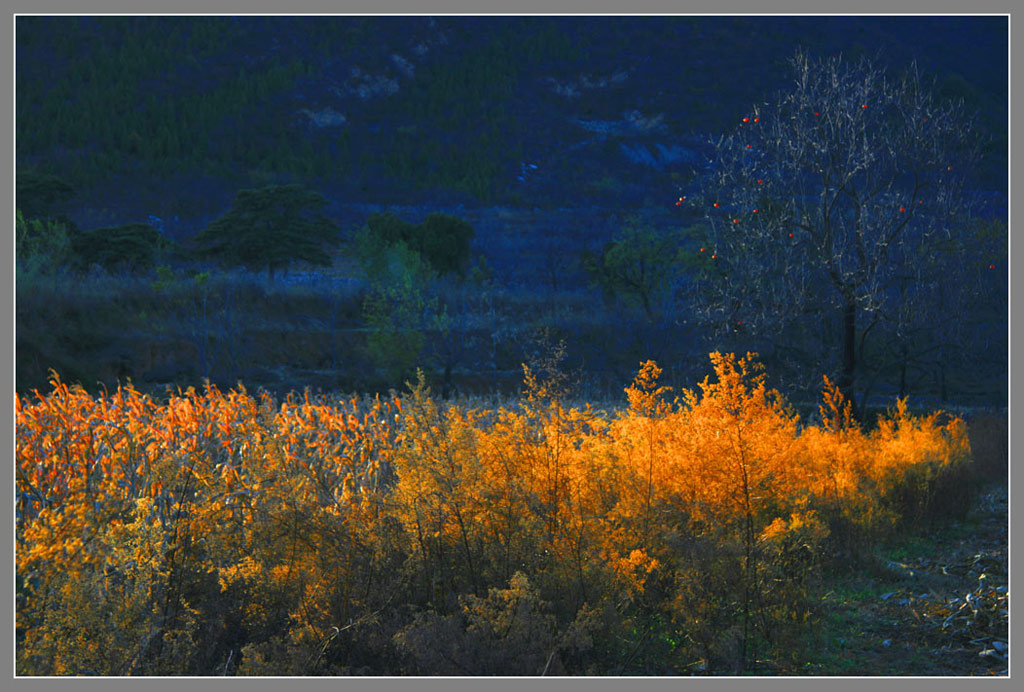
[746,144,752,149]
[788,233,794,238]
[861,104,867,109]
[733,219,739,223]
[753,117,759,122]
[711,254,717,259]
[743,117,750,123]
[675,201,682,206]
[700,247,705,252]
[752,209,758,213]
[814,111,820,116]
[757,179,763,184]
[899,207,905,213]
[990,264,995,270]
[713,202,719,208]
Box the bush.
[358,211,474,278]
[395,572,560,675]
[15,209,74,274]
[71,223,170,273]
[16,355,977,675]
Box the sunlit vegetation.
[17,353,975,675]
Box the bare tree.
[684,49,985,413]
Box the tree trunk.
[838,296,858,417]
[441,362,452,400]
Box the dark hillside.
[15,15,1008,407]
[17,15,1007,228]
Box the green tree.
[15,209,74,276]
[419,213,475,276]
[583,219,683,320]
[354,212,416,277]
[195,184,340,279]
[71,223,170,273]
[357,211,474,278]
[362,243,439,384]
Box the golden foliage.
[16,354,974,675]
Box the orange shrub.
[16,355,975,675]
